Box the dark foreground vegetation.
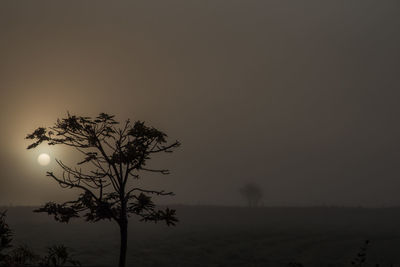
[2,205,400,267]
[0,210,80,266]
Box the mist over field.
[1,0,400,207]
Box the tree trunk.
[118,218,128,267]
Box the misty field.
[4,206,400,267]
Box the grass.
[3,205,400,267]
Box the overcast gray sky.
[1,0,400,206]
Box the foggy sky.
[1,0,400,206]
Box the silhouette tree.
[239,183,263,207]
[26,113,180,267]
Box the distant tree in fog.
[239,183,263,207]
[26,112,180,267]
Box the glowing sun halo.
[37,153,51,166]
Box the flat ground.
[4,206,400,267]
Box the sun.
[37,153,51,166]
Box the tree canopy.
[26,112,180,267]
